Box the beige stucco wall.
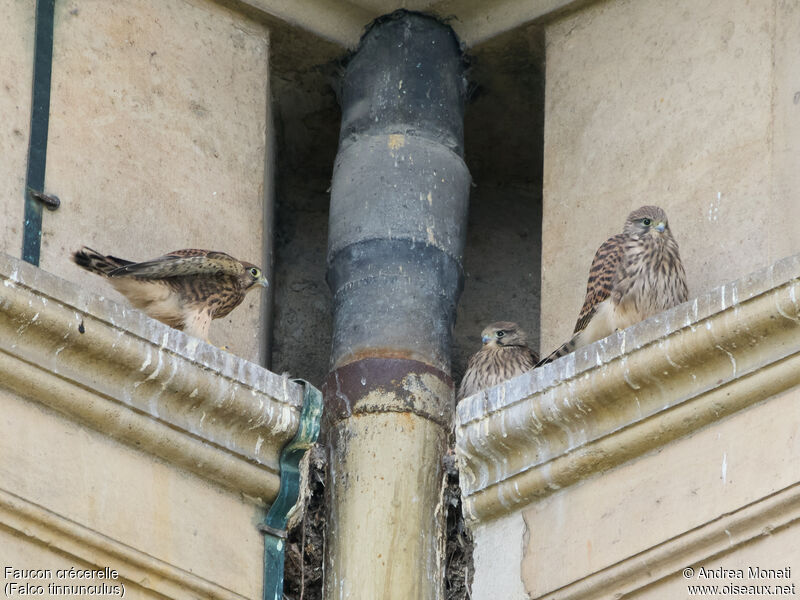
[0,252,304,599]
[1,0,271,362]
[1,388,264,599]
[460,250,800,599]
[630,525,798,599]
[540,0,800,355]
[521,384,800,599]
[0,1,32,258]
[1,0,283,596]
[464,1,800,598]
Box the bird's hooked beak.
[481,334,491,344]
[258,275,269,288]
[654,221,666,233]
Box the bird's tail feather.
[536,335,578,367]
[72,246,133,276]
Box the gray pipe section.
[327,11,470,373]
[324,11,470,600]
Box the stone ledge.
[0,253,303,504]
[455,253,800,523]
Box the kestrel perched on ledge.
[457,322,539,401]
[72,247,268,343]
[538,205,688,366]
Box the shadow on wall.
[454,24,545,382]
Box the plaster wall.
[453,182,541,382]
[0,387,264,599]
[1,1,280,594]
[629,525,798,600]
[469,3,800,596]
[0,533,160,600]
[1,0,271,362]
[521,383,800,598]
[0,1,32,258]
[0,251,304,599]
[468,349,800,600]
[470,512,531,600]
[540,0,800,355]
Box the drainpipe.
[324,11,469,600]
[261,380,323,600]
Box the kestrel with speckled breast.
[72,247,268,343]
[538,205,688,365]
[457,321,539,401]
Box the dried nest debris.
[284,444,327,600]
[444,450,475,600]
[282,444,474,600]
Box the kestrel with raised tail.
[538,205,688,365]
[72,247,268,343]
[457,322,539,401]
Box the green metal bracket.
[261,379,323,600]
[23,0,56,266]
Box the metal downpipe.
[261,380,323,600]
[323,11,469,599]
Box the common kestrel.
[72,247,268,343]
[538,205,688,365]
[457,322,539,401]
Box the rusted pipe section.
[324,11,469,600]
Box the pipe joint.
[323,357,454,429]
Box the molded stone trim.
[534,481,800,600]
[0,253,303,504]
[232,0,587,47]
[456,254,800,523]
[0,487,250,600]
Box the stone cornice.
[456,254,800,523]
[0,253,303,504]
[227,0,371,48]
[226,0,588,48]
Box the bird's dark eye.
[496,330,505,338]
[250,267,259,277]
[642,218,652,226]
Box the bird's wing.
[536,234,626,367]
[503,345,537,375]
[528,347,540,365]
[457,351,483,401]
[108,250,244,279]
[573,233,626,334]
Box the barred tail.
[72,246,133,277]
[535,335,579,367]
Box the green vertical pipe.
[261,379,323,600]
[22,0,55,266]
